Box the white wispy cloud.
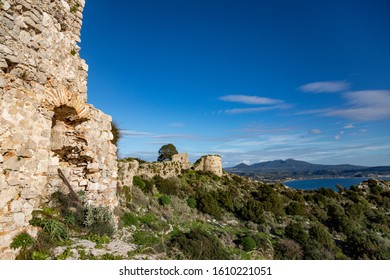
[309,129,321,134]
[224,107,276,114]
[219,95,283,105]
[325,90,390,121]
[298,80,350,93]
[224,104,291,114]
[121,130,152,137]
[344,124,354,129]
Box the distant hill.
[225,159,390,180]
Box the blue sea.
[284,177,390,191]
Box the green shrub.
[253,185,285,216]
[122,212,139,227]
[86,234,111,248]
[99,253,123,260]
[285,222,309,246]
[133,176,146,190]
[198,192,222,220]
[170,227,231,260]
[10,232,35,250]
[159,195,172,206]
[32,251,49,260]
[41,220,68,242]
[143,178,155,194]
[186,197,197,208]
[139,213,156,226]
[241,236,257,252]
[343,230,390,259]
[240,198,264,224]
[326,203,355,234]
[286,202,306,216]
[56,247,74,260]
[132,231,159,246]
[83,206,115,237]
[309,223,334,248]
[154,176,181,196]
[218,191,235,212]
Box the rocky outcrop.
[0,0,118,259]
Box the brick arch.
[45,81,89,119]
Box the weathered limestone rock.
[0,0,118,259]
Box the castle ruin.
[0,0,118,259]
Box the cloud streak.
[298,80,350,93]
[224,104,292,114]
[325,90,390,121]
[121,130,152,137]
[220,95,283,105]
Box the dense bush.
[253,185,285,216]
[286,202,306,216]
[121,212,139,227]
[159,195,172,206]
[186,197,197,208]
[241,236,257,251]
[343,230,390,260]
[309,223,334,248]
[10,232,35,250]
[41,219,69,242]
[170,227,231,260]
[133,176,146,190]
[154,176,181,196]
[240,198,264,224]
[197,192,223,219]
[284,222,309,246]
[84,206,115,237]
[133,231,160,246]
[218,190,236,212]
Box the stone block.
[10,200,23,213]
[0,188,16,210]
[13,213,25,226]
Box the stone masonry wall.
[118,153,223,189]
[194,155,223,177]
[0,0,118,259]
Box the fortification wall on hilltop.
[118,153,223,188]
[194,155,223,177]
[0,0,118,259]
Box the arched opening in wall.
[49,105,91,196]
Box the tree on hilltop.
[157,143,178,162]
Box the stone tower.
[0,0,118,259]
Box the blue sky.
[79,0,390,167]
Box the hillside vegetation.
[13,171,390,260]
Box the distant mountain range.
[225,159,390,180]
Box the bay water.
[283,177,390,191]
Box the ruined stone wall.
[118,154,223,189]
[118,155,190,188]
[194,155,223,177]
[0,0,118,259]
